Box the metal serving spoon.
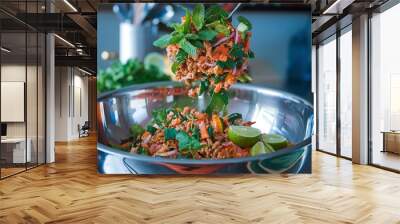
[228,3,242,19]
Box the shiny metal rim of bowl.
[97,81,314,165]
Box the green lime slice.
[264,143,275,153]
[250,142,266,156]
[228,125,261,148]
[261,134,288,150]
[144,52,165,71]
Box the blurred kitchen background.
[97,3,312,101]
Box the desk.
[382,131,400,154]
[1,138,31,163]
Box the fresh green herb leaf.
[192,127,200,140]
[206,90,229,115]
[191,139,201,151]
[175,49,188,65]
[248,50,255,58]
[179,38,197,57]
[146,125,157,134]
[237,16,252,30]
[192,4,205,30]
[230,44,244,58]
[182,8,192,34]
[213,74,226,84]
[171,62,179,74]
[216,59,235,69]
[164,128,177,141]
[199,80,209,95]
[98,59,170,93]
[212,22,231,36]
[205,5,228,23]
[153,34,172,48]
[227,113,243,124]
[198,29,218,41]
[176,131,202,151]
[152,108,168,127]
[207,126,214,139]
[130,124,145,138]
[185,34,199,40]
[190,40,203,48]
[170,32,184,44]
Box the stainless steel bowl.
[97,81,313,174]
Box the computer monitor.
[1,123,7,137]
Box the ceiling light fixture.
[63,0,78,12]
[1,47,11,53]
[54,34,75,48]
[78,67,92,76]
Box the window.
[370,3,400,171]
[339,27,352,158]
[317,35,337,154]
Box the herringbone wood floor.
[1,135,400,224]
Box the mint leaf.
[152,108,168,127]
[198,29,217,41]
[205,5,228,23]
[213,74,226,84]
[216,59,235,69]
[248,51,255,58]
[182,8,191,34]
[130,124,145,139]
[192,4,205,30]
[169,23,184,33]
[230,44,244,58]
[176,131,201,151]
[206,90,229,115]
[170,32,184,44]
[171,62,180,74]
[164,128,177,141]
[212,22,230,36]
[191,127,200,140]
[190,40,203,48]
[179,38,197,57]
[207,126,214,139]
[175,49,188,65]
[237,16,252,30]
[153,34,171,48]
[185,33,199,40]
[146,125,157,134]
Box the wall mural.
[97,3,312,174]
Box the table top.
[381,131,400,134]
[1,137,31,143]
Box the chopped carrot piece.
[199,122,209,139]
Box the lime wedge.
[261,134,288,150]
[264,143,275,153]
[228,125,261,148]
[250,142,266,156]
[144,52,165,71]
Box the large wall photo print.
[97,3,313,174]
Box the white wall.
[54,67,89,141]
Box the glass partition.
[0,1,46,179]
[317,35,337,155]
[0,28,28,178]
